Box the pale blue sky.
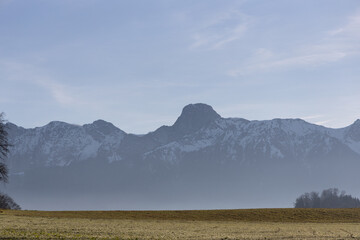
[1,0,359,133]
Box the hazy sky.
[1,0,359,134]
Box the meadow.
[1,208,360,239]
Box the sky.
[0,0,359,134]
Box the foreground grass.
[1,208,360,239]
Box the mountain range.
[3,103,360,210]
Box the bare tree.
[0,113,10,183]
[0,113,20,209]
[0,193,20,210]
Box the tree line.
[0,113,20,210]
[295,188,360,208]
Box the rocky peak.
[46,121,71,128]
[87,120,121,134]
[172,103,221,135]
[5,122,26,137]
[83,120,125,142]
[347,119,360,141]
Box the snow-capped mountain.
[6,103,360,171]
[144,116,360,166]
[6,120,125,171]
[3,103,360,210]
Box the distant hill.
[2,103,360,210]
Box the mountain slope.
[6,103,360,171]
[3,103,360,210]
[6,120,126,171]
[143,117,359,166]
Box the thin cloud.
[190,10,249,50]
[328,14,360,38]
[314,120,332,126]
[302,115,332,127]
[301,115,324,120]
[229,52,347,76]
[36,79,76,106]
[0,60,81,107]
[229,12,360,76]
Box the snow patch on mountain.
[143,115,360,165]
[5,104,360,172]
[7,120,126,169]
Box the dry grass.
[5,208,360,223]
[1,208,360,239]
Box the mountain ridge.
[5,103,360,170]
[3,103,360,210]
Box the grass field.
[1,208,360,239]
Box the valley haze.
[2,103,360,210]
